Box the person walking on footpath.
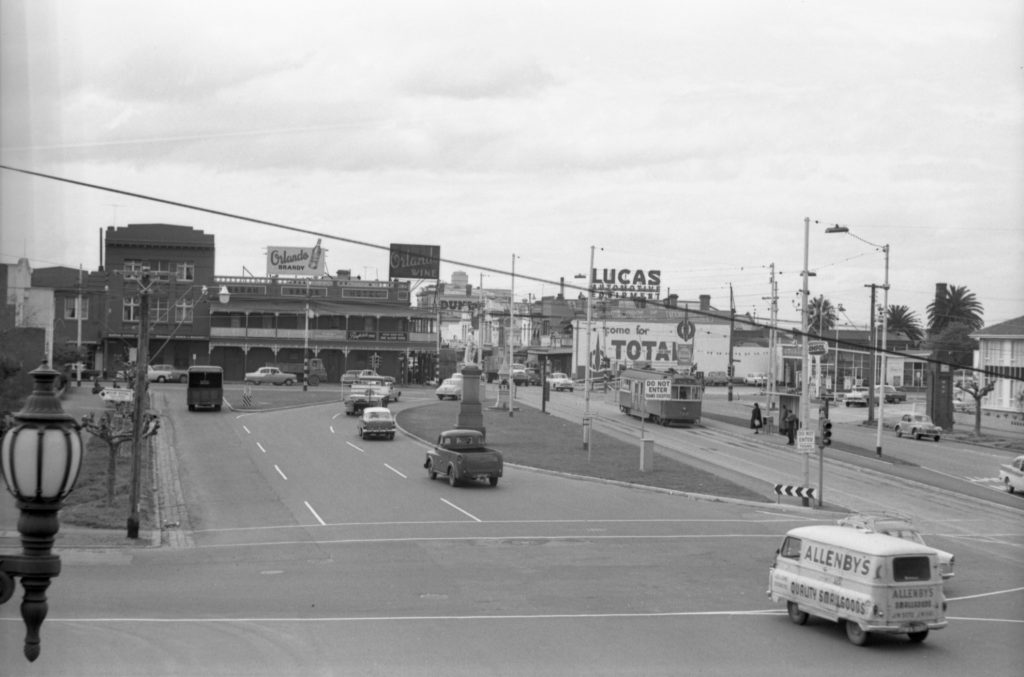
[750,402,763,434]
[784,409,797,445]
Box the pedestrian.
[784,409,797,445]
[750,402,763,434]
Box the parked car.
[356,406,396,440]
[743,373,766,386]
[704,371,730,386]
[511,363,528,386]
[244,366,297,386]
[874,384,907,404]
[998,455,1024,493]
[435,378,462,400]
[837,512,955,580]
[843,386,870,407]
[548,372,575,392]
[894,413,942,442]
[148,364,189,383]
[424,428,502,487]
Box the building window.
[176,262,195,282]
[175,297,195,324]
[123,295,140,322]
[150,298,169,324]
[64,297,89,320]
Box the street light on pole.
[826,225,890,457]
[575,246,596,454]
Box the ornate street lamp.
[1,363,84,662]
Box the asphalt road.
[1,385,1022,675]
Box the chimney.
[666,294,678,308]
[699,294,711,311]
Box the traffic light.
[820,417,833,446]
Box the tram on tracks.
[616,368,703,426]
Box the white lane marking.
[274,465,287,480]
[330,425,336,434]
[347,441,365,454]
[257,442,267,454]
[947,585,1024,602]
[440,498,481,522]
[242,425,251,434]
[304,501,326,526]
[384,464,407,479]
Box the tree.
[925,322,977,369]
[886,305,924,345]
[955,379,997,436]
[927,284,984,334]
[807,295,838,336]
[80,406,159,506]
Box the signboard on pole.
[645,379,672,400]
[389,243,441,279]
[808,340,828,356]
[797,429,816,452]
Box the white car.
[435,378,462,400]
[843,387,870,407]
[548,372,575,392]
[894,413,942,442]
[999,455,1024,493]
[148,364,188,383]
[837,513,955,580]
[244,366,297,386]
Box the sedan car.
[999,455,1024,493]
[548,372,575,392]
[356,406,396,440]
[837,513,955,579]
[842,387,870,407]
[435,378,462,400]
[244,366,297,386]
[894,413,942,441]
[148,364,188,383]
[424,428,502,487]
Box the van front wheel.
[787,602,808,625]
[907,630,929,643]
[845,620,870,646]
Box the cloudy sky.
[2,0,1022,330]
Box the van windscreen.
[189,372,222,387]
[892,556,931,582]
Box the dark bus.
[187,365,224,412]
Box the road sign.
[797,429,816,452]
[645,379,672,400]
[808,340,828,356]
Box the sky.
[2,0,1022,332]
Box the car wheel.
[787,602,808,625]
[1006,478,1015,493]
[157,376,167,383]
[933,436,940,442]
[179,375,188,383]
[907,630,928,643]
[895,428,902,438]
[388,432,394,440]
[285,379,295,386]
[489,476,499,487]
[426,460,437,480]
[448,466,458,487]
[915,432,922,440]
[845,620,869,646]
[437,395,444,400]
[188,404,195,411]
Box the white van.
[768,525,947,645]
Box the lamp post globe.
[0,362,84,662]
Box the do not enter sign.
[645,379,672,399]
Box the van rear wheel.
[907,630,929,643]
[845,620,869,646]
[786,602,808,625]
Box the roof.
[785,525,939,557]
[971,315,1024,338]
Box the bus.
[617,368,703,426]
[187,365,224,412]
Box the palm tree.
[927,284,984,334]
[807,295,838,336]
[886,305,923,345]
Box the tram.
[617,368,703,426]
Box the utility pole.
[727,283,736,402]
[764,264,778,417]
[865,284,879,424]
[127,271,151,539]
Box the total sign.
[573,319,730,372]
